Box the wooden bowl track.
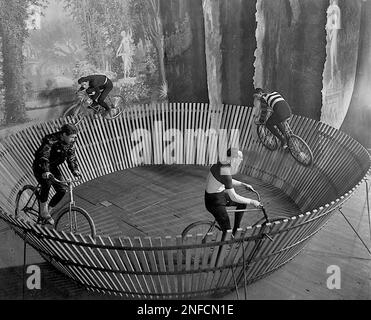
[0,103,369,299]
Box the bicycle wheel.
[288,135,313,167]
[182,220,220,241]
[63,102,81,118]
[54,206,96,237]
[256,125,279,151]
[15,185,40,223]
[104,95,125,120]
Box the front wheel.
[104,95,125,120]
[54,206,96,237]
[181,221,221,263]
[63,102,82,118]
[287,135,313,167]
[15,185,40,224]
[256,125,279,151]
[182,220,220,241]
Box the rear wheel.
[287,135,313,167]
[54,206,96,237]
[256,125,279,151]
[15,185,40,223]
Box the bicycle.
[63,90,125,125]
[15,175,96,237]
[254,111,314,167]
[181,187,286,241]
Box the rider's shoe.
[39,203,55,225]
[103,108,117,118]
[101,109,110,118]
[39,213,54,225]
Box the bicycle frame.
[25,186,41,218]
[51,176,81,233]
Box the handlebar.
[243,185,270,222]
[76,90,93,103]
[244,185,261,204]
[242,183,274,240]
[49,174,81,185]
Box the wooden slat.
[133,237,157,297]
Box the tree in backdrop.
[28,18,85,86]
[63,0,132,76]
[0,0,48,124]
[0,36,4,124]
[131,0,168,99]
[202,0,223,130]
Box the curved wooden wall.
[0,103,369,299]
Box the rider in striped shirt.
[253,88,292,149]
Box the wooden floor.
[0,166,370,299]
[58,165,298,239]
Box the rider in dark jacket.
[77,74,113,113]
[33,124,80,224]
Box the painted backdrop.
[0,0,370,147]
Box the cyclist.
[205,147,261,238]
[32,124,81,225]
[77,74,114,116]
[253,88,292,150]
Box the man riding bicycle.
[205,148,261,239]
[78,74,114,116]
[253,88,292,150]
[32,124,81,225]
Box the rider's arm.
[86,87,100,101]
[66,143,79,175]
[233,179,254,188]
[232,179,244,187]
[253,96,261,109]
[36,137,55,179]
[225,188,256,205]
[220,167,256,205]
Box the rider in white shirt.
[204,148,261,238]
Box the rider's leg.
[34,169,52,219]
[232,203,247,235]
[276,121,290,147]
[39,186,55,224]
[49,168,66,212]
[266,117,287,147]
[97,81,113,112]
[268,101,292,148]
[206,204,231,241]
[225,195,247,235]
